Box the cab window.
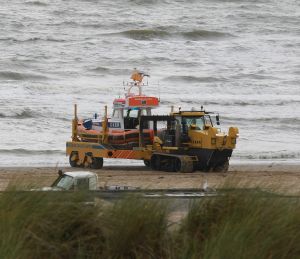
[76,178,89,190]
[56,175,74,190]
[204,115,213,127]
[182,116,205,131]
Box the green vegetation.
[1,190,300,259]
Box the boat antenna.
[158,81,160,101]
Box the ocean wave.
[200,100,300,107]
[237,151,300,160]
[45,37,66,42]
[182,30,232,40]
[0,71,48,81]
[0,37,36,42]
[57,117,70,122]
[0,149,64,155]
[232,73,279,80]
[0,109,71,121]
[81,23,104,29]
[88,66,133,75]
[128,0,165,4]
[106,29,232,41]
[0,36,66,43]
[165,75,222,83]
[0,37,15,42]
[24,36,66,43]
[89,66,111,73]
[172,98,300,107]
[220,116,300,126]
[55,21,104,29]
[54,21,78,27]
[25,1,48,6]
[0,108,39,119]
[120,29,169,40]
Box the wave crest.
[182,30,232,39]
[121,29,169,40]
[172,98,300,107]
[165,75,222,83]
[108,28,231,41]
[221,116,300,125]
[0,149,64,155]
[237,151,300,160]
[0,108,38,119]
[202,100,300,107]
[0,71,48,81]
[89,66,110,73]
[25,1,48,6]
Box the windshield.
[182,116,205,130]
[55,175,74,190]
[204,115,213,127]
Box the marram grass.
[1,189,300,259]
[175,191,300,259]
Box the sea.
[0,0,299,167]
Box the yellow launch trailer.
[67,104,153,169]
[66,105,239,173]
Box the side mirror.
[216,115,220,126]
[58,170,63,176]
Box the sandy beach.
[1,163,299,194]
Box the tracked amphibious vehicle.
[66,70,239,173]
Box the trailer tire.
[91,157,104,169]
[180,160,194,173]
[213,160,229,173]
[174,158,181,172]
[144,160,150,167]
[150,155,160,170]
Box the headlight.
[231,138,236,144]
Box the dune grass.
[175,191,300,259]
[1,189,300,259]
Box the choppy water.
[0,0,299,166]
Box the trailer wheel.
[213,160,229,173]
[180,160,194,173]
[174,158,181,172]
[144,160,150,167]
[91,157,104,169]
[69,152,79,167]
[150,155,160,170]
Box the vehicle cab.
[169,109,238,150]
[50,171,98,191]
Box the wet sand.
[1,163,299,194]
